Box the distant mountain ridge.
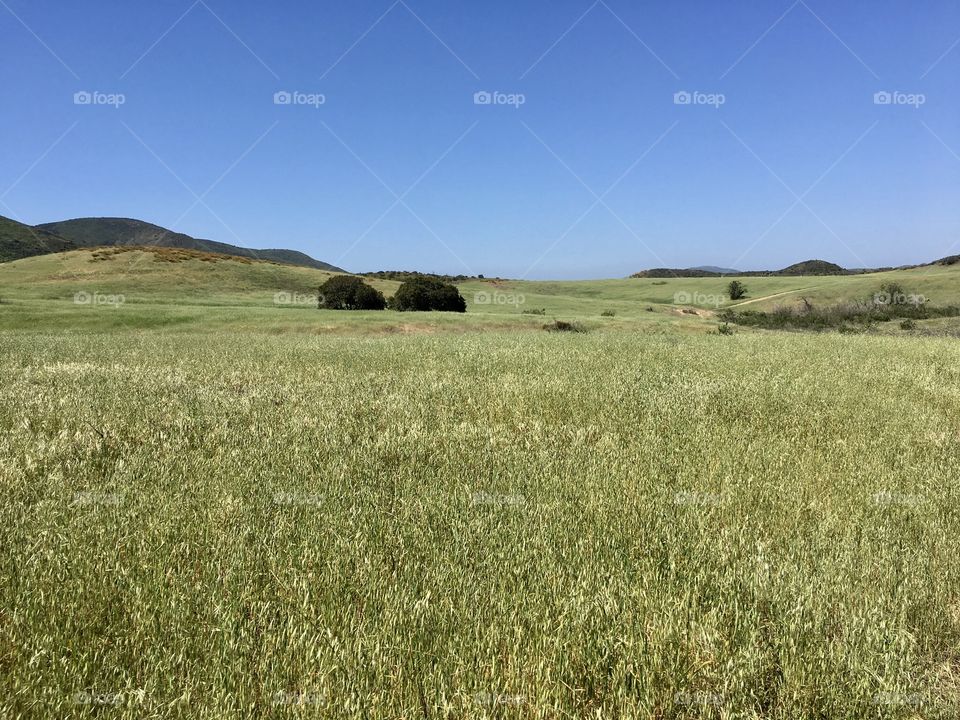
[634,259,873,278]
[689,265,740,274]
[35,218,345,272]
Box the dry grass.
[1,331,959,718]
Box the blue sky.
[1,0,958,278]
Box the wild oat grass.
[1,331,958,718]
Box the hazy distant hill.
[37,217,345,272]
[689,265,740,274]
[633,259,860,278]
[0,215,75,262]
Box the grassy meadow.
[1,249,960,718]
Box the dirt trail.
[728,286,820,308]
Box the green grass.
[4,249,960,326]
[3,250,960,717]
[2,330,960,718]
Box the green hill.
[633,259,859,278]
[0,245,385,305]
[778,259,848,276]
[37,217,346,272]
[0,215,75,262]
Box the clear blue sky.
[2,0,958,278]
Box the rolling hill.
[35,217,346,272]
[634,259,862,278]
[0,215,75,262]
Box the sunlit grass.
[2,331,959,718]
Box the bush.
[318,276,386,310]
[522,308,546,316]
[875,282,924,307]
[543,320,586,333]
[600,309,616,317]
[716,322,734,335]
[727,280,747,300]
[900,319,916,330]
[389,277,466,312]
[719,298,959,332]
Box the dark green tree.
[389,277,466,312]
[318,275,386,310]
[727,280,747,301]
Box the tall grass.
[1,332,959,718]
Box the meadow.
[1,250,959,718]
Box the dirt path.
[728,286,820,307]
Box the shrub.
[727,280,747,300]
[900,319,916,330]
[719,299,958,332]
[318,276,386,310]
[600,309,616,317]
[716,322,734,335]
[875,282,924,307]
[389,277,466,313]
[543,320,586,333]
[522,308,546,316]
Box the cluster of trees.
[360,270,484,283]
[318,276,466,313]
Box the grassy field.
[2,251,960,718]
[2,247,959,335]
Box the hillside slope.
[0,215,75,262]
[0,246,395,306]
[37,217,346,272]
